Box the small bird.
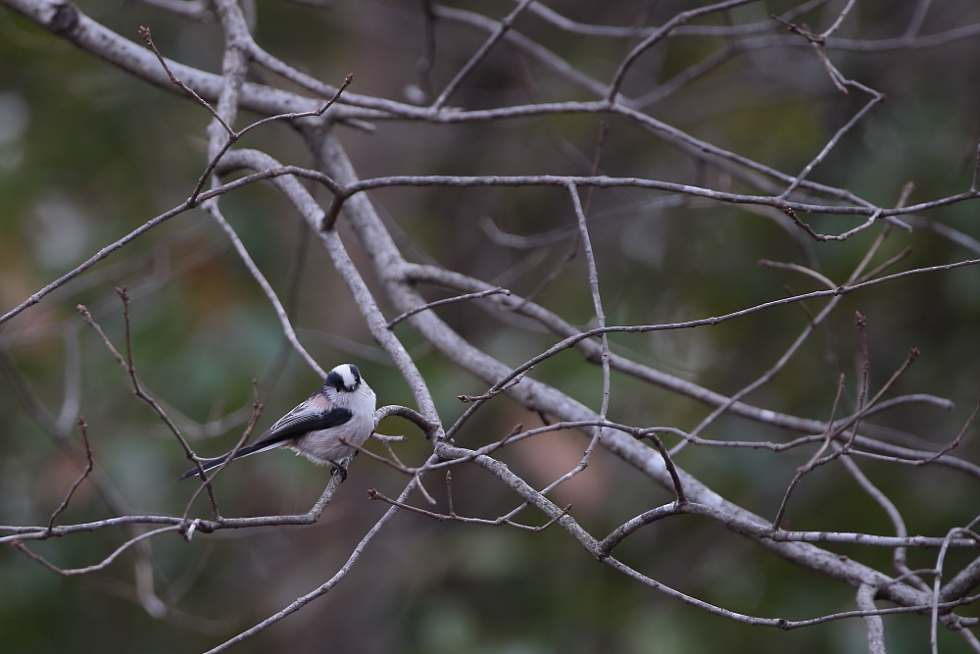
[181,364,376,480]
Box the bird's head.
[325,363,362,393]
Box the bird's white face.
[326,363,361,393]
[323,364,376,417]
[337,364,360,391]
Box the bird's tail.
[178,438,280,480]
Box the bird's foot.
[329,462,348,482]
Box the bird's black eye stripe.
[325,370,343,390]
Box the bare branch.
[605,0,757,103]
[200,469,431,653]
[77,294,221,516]
[138,26,233,134]
[367,488,570,531]
[857,583,887,654]
[5,0,980,648]
[12,526,183,576]
[205,201,326,378]
[431,0,535,110]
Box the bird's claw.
[330,463,349,482]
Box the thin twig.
[915,398,979,465]
[430,0,534,110]
[387,288,511,329]
[13,526,182,576]
[857,247,913,284]
[181,384,264,523]
[841,456,930,593]
[456,370,530,403]
[138,26,233,134]
[205,201,326,377]
[367,488,570,531]
[799,374,845,469]
[636,431,687,504]
[605,0,757,102]
[820,0,859,38]
[445,471,456,516]
[759,259,836,289]
[77,295,220,516]
[46,416,95,534]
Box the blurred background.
[1,0,979,652]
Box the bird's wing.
[255,405,354,448]
[179,406,353,480]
